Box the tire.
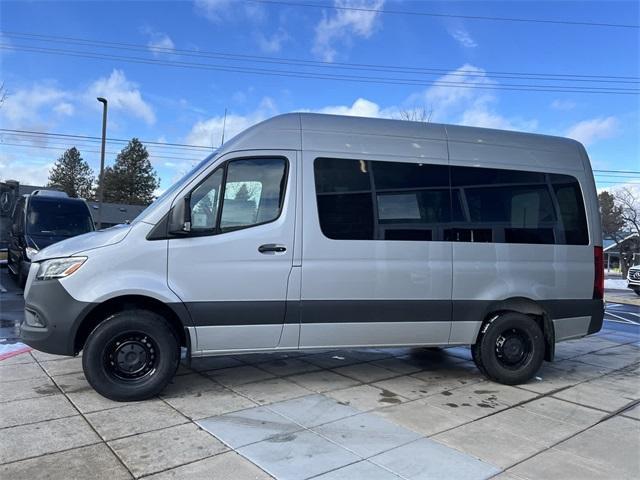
[472,313,545,385]
[82,309,180,401]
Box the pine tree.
[100,138,160,205]
[47,147,95,198]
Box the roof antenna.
[221,108,228,146]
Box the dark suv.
[8,190,94,286]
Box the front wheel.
[82,309,180,401]
[472,313,545,385]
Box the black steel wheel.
[472,312,544,385]
[83,309,180,401]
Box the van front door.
[167,151,297,354]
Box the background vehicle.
[628,265,640,296]
[20,113,604,401]
[8,190,94,286]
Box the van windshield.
[27,199,94,236]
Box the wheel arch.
[475,297,555,362]
[74,294,191,354]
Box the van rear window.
[314,158,589,245]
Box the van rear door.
[167,151,297,353]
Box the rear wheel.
[82,309,180,401]
[472,313,544,385]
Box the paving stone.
[234,377,312,405]
[288,370,361,393]
[30,350,74,362]
[197,405,301,448]
[0,444,132,480]
[0,362,46,383]
[313,412,421,457]
[0,416,100,464]
[344,349,396,362]
[204,365,276,387]
[54,372,136,413]
[238,429,359,480]
[0,375,59,403]
[0,351,35,365]
[423,382,537,420]
[574,344,640,369]
[410,362,483,391]
[370,357,424,375]
[553,380,638,412]
[373,400,469,436]
[372,375,434,400]
[509,447,621,480]
[313,460,402,480]
[326,384,407,411]
[145,451,271,480]
[433,420,546,469]
[160,373,255,420]
[554,337,620,360]
[254,357,321,376]
[0,394,77,428]
[109,423,227,477]
[371,437,501,480]
[267,394,360,427]
[333,363,398,383]
[303,351,367,369]
[516,396,606,428]
[86,400,188,440]
[622,403,640,420]
[39,356,84,376]
[517,360,610,394]
[190,356,246,372]
[554,415,640,479]
[444,346,474,361]
[474,406,584,447]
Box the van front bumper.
[20,279,94,356]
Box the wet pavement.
[1,267,639,479]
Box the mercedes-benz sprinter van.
[21,114,604,401]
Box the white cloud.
[565,116,618,146]
[0,151,54,186]
[0,85,69,129]
[53,102,74,116]
[551,99,577,111]
[313,0,385,62]
[185,97,278,148]
[316,97,385,117]
[86,69,156,125]
[257,29,290,54]
[194,0,266,23]
[144,30,175,57]
[449,28,477,48]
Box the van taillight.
[593,246,604,300]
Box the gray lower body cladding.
[22,281,604,356]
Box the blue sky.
[1,0,638,193]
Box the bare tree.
[613,187,640,273]
[397,106,433,123]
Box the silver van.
[21,113,604,401]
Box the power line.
[2,43,638,95]
[249,0,640,29]
[2,31,637,83]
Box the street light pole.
[96,97,108,230]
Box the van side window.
[220,159,287,231]
[550,174,589,245]
[450,166,587,245]
[188,158,287,235]
[314,158,450,241]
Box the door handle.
[258,244,287,254]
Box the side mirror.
[168,196,192,235]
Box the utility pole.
[96,97,108,230]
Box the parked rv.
[20,114,604,401]
[8,190,94,286]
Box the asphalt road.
[1,266,638,345]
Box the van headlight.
[36,257,87,280]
